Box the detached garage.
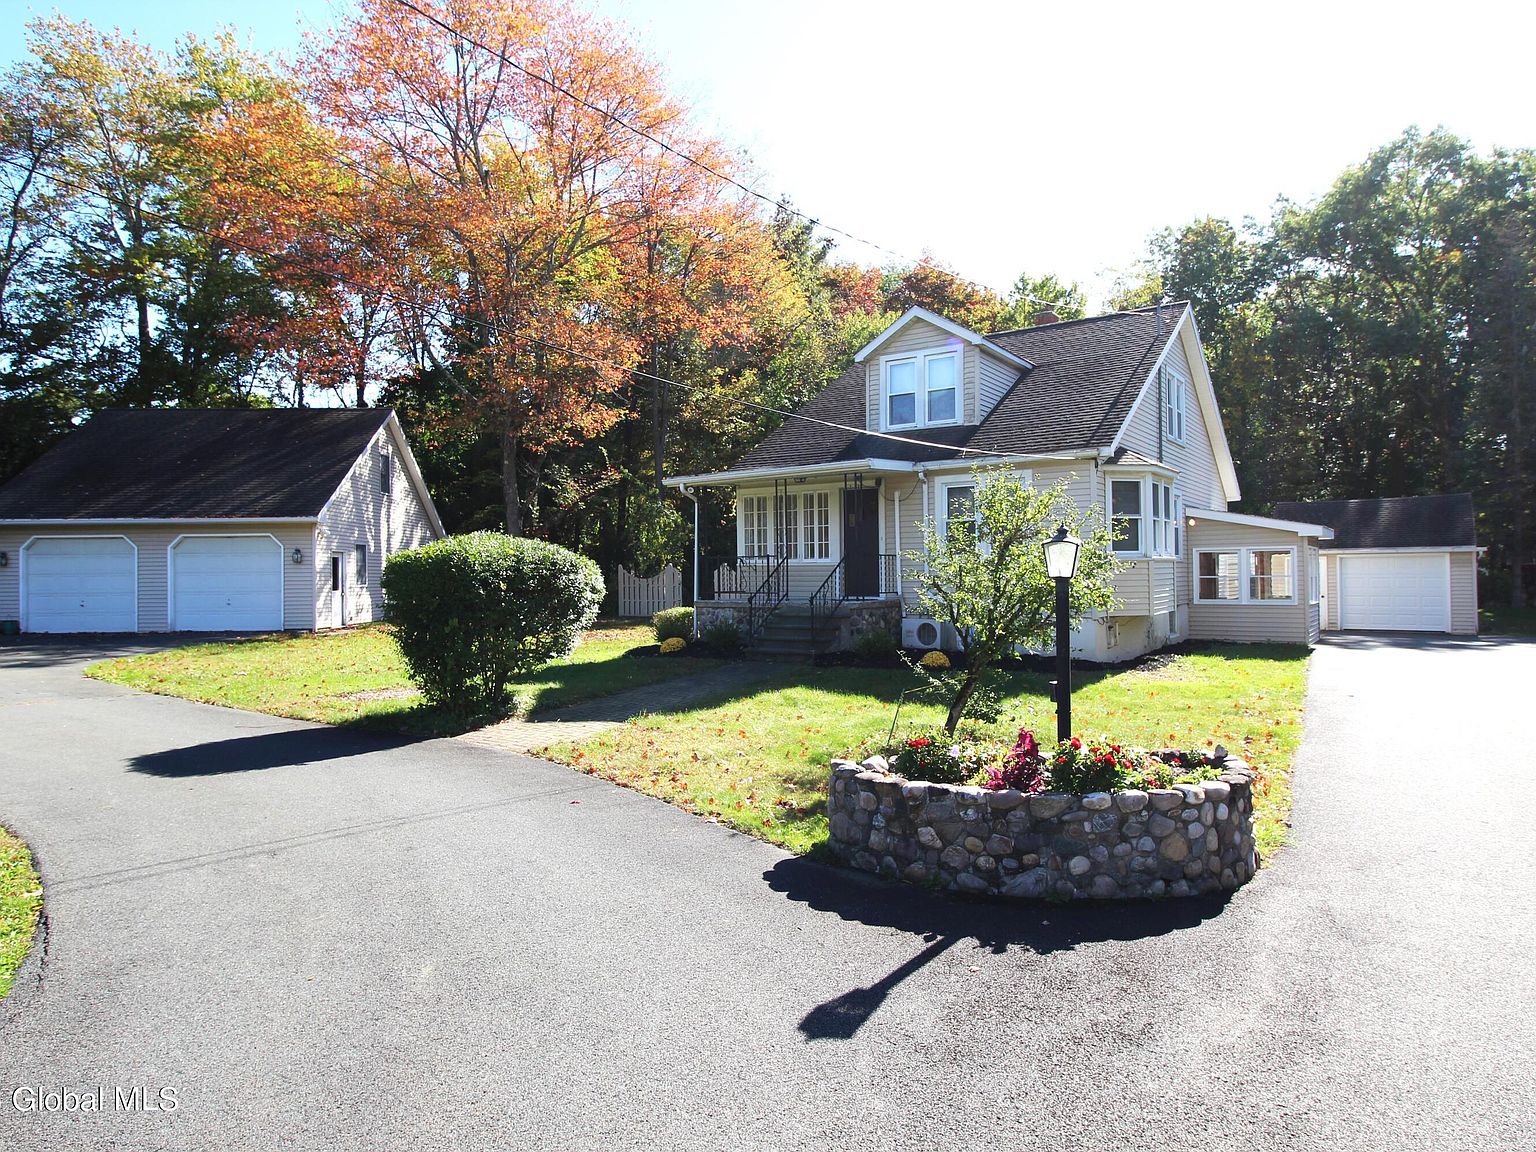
[0,408,444,634]
[1274,494,1479,636]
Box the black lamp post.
[1042,525,1082,743]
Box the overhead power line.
[0,154,1057,460]
[384,0,1075,315]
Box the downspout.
[918,467,930,575]
[893,486,902,600]
[680,483,700,640]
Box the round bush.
[653,607,694,643]
[383,532,604,718]
[659,636,687,654]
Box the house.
[0,408,444,634]
[1273,494,1479,634]
[664,303,1475,658]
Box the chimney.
[1030,310,1060,326]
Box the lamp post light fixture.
[1041,525,1081,743]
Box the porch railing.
[808,558,846,647]
[701,555,779,600]
[744,555,789,639]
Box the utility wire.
[384,0,1076,314]
[0,154,1086,461]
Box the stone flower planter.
[826,755,1257,900]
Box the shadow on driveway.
[128,726,427,777]
[765,855,1228,1041]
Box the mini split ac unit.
[902,617,942,650]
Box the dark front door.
[843,488,879,598]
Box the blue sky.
[5,0,1532,306]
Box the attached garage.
[170,535,283,632]
[22,536,137,633]
[1274,494,1479,636]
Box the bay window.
[1111,480,1142,554]
[883,348,962,430]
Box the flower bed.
[826,745,1257,900]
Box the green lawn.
[543,644,1309,861]
[1,825,42,1000]
[87,621,711,736]
[1479,604,1536,636]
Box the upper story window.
[884,348,961,430]
[379,451,392,494]
[1164,368,1188,443]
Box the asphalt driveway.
[1,634,1533,1151]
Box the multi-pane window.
[943,484,976,542]
[774,493,800,559]
[1198,551,1240,601]
[1165,371,1187,442]
[1111,480,1142,554]
[1150,482,1175,555]
[742,495,770,556]
[804,491,831,560]
[1249,550,1294,601]
[885,349,961,429]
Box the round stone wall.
[826,758,1257,900]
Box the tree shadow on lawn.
[765,854,1229,1041]
[128,725,429,777]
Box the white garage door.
[171,536,283,632]
[1339,553,1451,632]
[23,537,138,633]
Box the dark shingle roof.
[735,306,1180,470]
[1272,494,1477,550]
[0,408,394,520]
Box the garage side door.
[1339,553,1451,632]
[171,536,283,632]
[23,537,138,633]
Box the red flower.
[1070,737,1082,750]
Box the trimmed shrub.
[653,606,694,643]
[852,628,899,662]
[919,649,950,670]
[383,532,604,718]
[700,618,744,653]
[659,636,687,654]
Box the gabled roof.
[735,306,1184,472]
[0,408,401,520]
[852,305,1031,369]
[1272,494,1477,550]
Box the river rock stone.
[984,834,1014,856]
[1081,792,1113,810]
[916,826,942,850]
[954,872,991,894]
[1148,813,1177,837]
[1159,835,1190,862]
[1068,855,1092,876]
[1002,868,1050,899]
[963,835,986,854]
[939,845,970,870]
[1149,789,1182,811]
[860,755,890,773]
[1114,789,1149,812]
[1089,875,1119,899]
[984,789,1027,811]
[1029,794,1073,819]
[1203,779,1231,802]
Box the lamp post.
[1042,525,1081,743]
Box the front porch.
[675,464,919,654]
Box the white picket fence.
[617,564,683,618]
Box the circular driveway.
[1,634,1532,1150]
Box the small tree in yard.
[913,470,1119,733]
[383,533,604,720]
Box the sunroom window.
[742,495,770,556]
[1198,551,1240,600]
[1249,549,1295,601]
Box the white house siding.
[864,318,980,428]
[977,350,1019,422]
[1450,551,1478,633]
[0,522,316,632]
[315,426,439,627]
[1186,520,1313,645]
[1117,323,1228,513]
[1323,554,1340,630]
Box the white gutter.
[0,517,321,525]
[664,449,1103,490]
[1187,507,1335,540]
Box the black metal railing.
[745,555,789,639]
[808,557,846,646]
[700,555,778,600]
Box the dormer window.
[883,348,961,430]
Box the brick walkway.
[456,662,777,755]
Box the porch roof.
[664,458,918,488]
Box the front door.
[843,488,879,598]
[329,553,346,627]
